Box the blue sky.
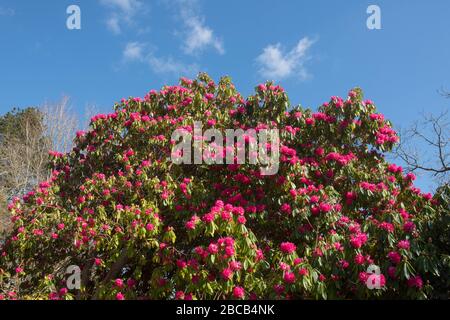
[0,0,449,191]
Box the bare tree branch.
[394,109,449,185]
[1,99,95,236]
[41,96,79,153]
[438,87,450,99]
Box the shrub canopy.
[0,74,446,300]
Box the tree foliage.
[0,74,448,300]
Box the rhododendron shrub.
[0,74,445,300]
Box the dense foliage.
[425,184,450,299]
[0,74,447,300]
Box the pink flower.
[280,242,297,254]
[229,261,242,271]
[59,288,68,296]
[225,246,235,257]
[208,243,219,254]
[345,191,357,205]
[273,284,285,295]
[255,249,264,261]
[284,272,296,284]
[204,93,215,101]
[403,221,416,233]
[379,222,394,233]
[305,118,315,125]
[407,275,423,289]
[237,216,246,224]
[290,189,297,198]
[195,246,205,256]
[220,210,232,221]
[319,202,332,213]
[279,262,290,271]
[222,268,233,280]
[176,258,187,269]
[114,279,124,288]
[175,291,185,300]
[339,260,349,269]
[141,160,151,167]
[202,213,215,224]
[280,203,291,215]
[387,163,402,173]
[127,279,136,288]
[358,271,369,283]
[405,172,416,181]
[423,193,433,201]
[298,268,308,276]
[388,266,396,279]
[354,254,365,265]
[49,292,60,300]
[397,240,410,250]
[185,220,196,230]
[333,242,343,251]
[116,292,125,300]
[233,286,245,299]
[350,233,368,249]
[33,229,44,236]
[388,251,401,265]
[315,147,324,157]
[125,149,135,157]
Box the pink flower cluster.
[280,242,297,254]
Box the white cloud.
[122,42,198,76]
[123,42,144,60]
[256,37,315,80]
[0,7,15,16]
[147,55,199,76]
[183,17,224,55]
[173,0,224,55]
[106,16,121,34]
[99,0,143,34]
[100,0,140,13]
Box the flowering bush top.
[0,73,444,300]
